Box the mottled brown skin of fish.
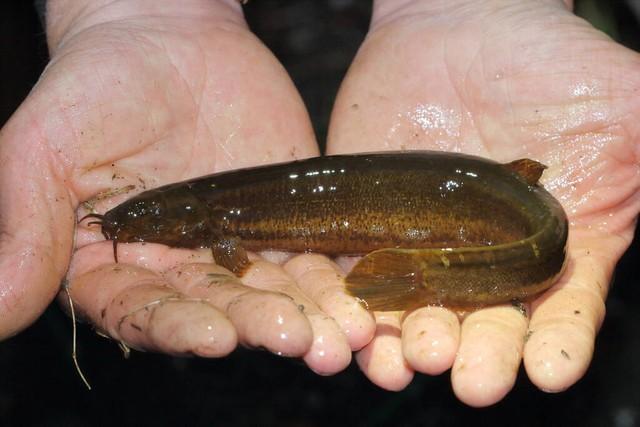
[87,151,568,312]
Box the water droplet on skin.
[384,103,462,150]
[571,82,598,97]
[409,104,460,137]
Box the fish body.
[94,151,568,311]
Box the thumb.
[0,108,75,339]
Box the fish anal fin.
[503,158,547,186]
[212,237,251,276]
[345,249,424,312]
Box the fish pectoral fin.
[212,237,251,276]
[345,249,423,312]
[502,158,547,186]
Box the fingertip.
[523,326,594,392]
[188,311,238,358]
[451,362,514,407]
[339,307,376,351]
[402,307,459,375]
[146,300,238,357]
[525,283,603,392]
[228,292,314,357]
[451,307,527,407]
[282,253,376,351]
[308,288,375,351]
[355,342,414,392]
[303,314,352,375]
[165,262,315,358]
[355,312,414,391]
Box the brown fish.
[83,151,567,311]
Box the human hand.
[0,0,375,374]
[327,0,640,405]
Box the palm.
[64,17,328,349]
[328,0,639,405]
[0,9,369,363]
[60,23,314,201]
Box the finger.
[68,263,237,357]
[304,312,353,376]
[70,243,315,358]
[242,260,352,375]
[0,118,76,339]
[283,254,376,350]
[163,262,313,358]
[524,252,607,392]
[258,250,294,265]
[69,240,214,276]
[401,306,460,375]
[334,255,360,272]
[356,311,414,391]
[451,305,528,407]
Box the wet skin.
[92,151,567,311]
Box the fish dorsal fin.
[503,158,547,186]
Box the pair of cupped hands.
[0,0,638,406]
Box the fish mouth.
[79,212,120,262]
[79,212,113,241]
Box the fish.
[82,151,568,311]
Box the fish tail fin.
[345,249,423,312]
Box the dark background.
[1,1,638,426]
